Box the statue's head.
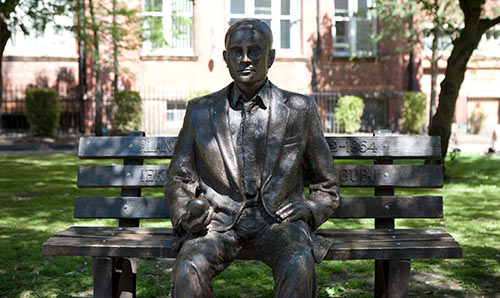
[223,19,275,90]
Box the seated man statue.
[164,18,340,298]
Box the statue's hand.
[275,201,312,223]
[180,198,213,234]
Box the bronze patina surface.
[164,18,340,298]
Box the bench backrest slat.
[78,164,443,188]
[74,196,443,219]
[75,197,169,219]
[78,136,441,160]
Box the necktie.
[239,100,257,196]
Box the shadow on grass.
[409,244,500,297]
[447,155,500,186]
[0,226,93,297]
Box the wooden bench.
[42,130,462,298]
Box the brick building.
[2,0,500,135]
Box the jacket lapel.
[210,84,243,193]
[262,84,290,189]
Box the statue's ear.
[223,50,229,66]
[268,49,275,68]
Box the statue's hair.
[224,18,273,49]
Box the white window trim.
[227,0,302,57]
[142,0,194,56]
[4,14,77,58]
[332,0,377,58]
[421,23,453,58]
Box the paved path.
[0,136,78,156]
[451,132,492,154]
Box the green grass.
[0,153,499,297]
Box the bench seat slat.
[42,227,462,260]
[324,241,462,260]
[78,165,443,188]
[58,226,451,235]
[74,196,443,219]
[54,229,454,243]
[78,136,441,159]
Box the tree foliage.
[373,0,461,53]
[74,0,191,135]
[334,95,365,133]
[401,92,427,134]
[429,0,500,160]
[375,0,500,161]
[0,0,71,130]
[374,0,461,128]
[73,0,142,135]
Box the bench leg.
[114,257,137,298]
[93,257,113,298]
[93,257,137,298]
[374,259,410,298]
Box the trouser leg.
[255,221,317,298]
[171,230,240,298]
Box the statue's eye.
[248,47,261,59]
[231,49,242,58]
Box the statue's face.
[223,28,275,88]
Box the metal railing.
[1,86,396,136]
[0,86,80,135]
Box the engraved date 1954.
[329,140,378,153]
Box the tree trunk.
[0,20,12,131]
[112,0,119,93]
[89,0,103,136]
[77,0,87,134]
[429,9,492,160]
[429,28,440,129]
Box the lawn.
[0,152,499,297]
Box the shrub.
[187,89,211,104]
[111,90,142,135]
[467,108,486,134]
[334,95,365,133]
[400,92,426,134]
[188,89,211,99]
[25,88,61,136]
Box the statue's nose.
[241,52,251,63]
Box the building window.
[166,102,187,122]
[227,0,301,56]
[4,15,76,58]
[476,25,500,57]
[333,0,376,58]
[142,0,193,56]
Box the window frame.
[476,25,500,57]
[227,0,302,57]
[4,15,77,58]
[142,0,194,56]
[332,0,377,58]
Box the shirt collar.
[230,79,271,110]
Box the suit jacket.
[164,81,339,237]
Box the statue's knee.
[287,248,314,272]
[175,254,210,276]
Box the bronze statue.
[164,18,340,298]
